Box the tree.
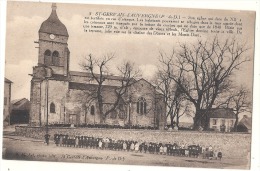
[174,93,193,128]
[81,53,140,123]
[154,50,192,129]
[218,86,252,131]
[154,51,175,128]
[159,37,250,130]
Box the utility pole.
[46,79,49,134]
[44,78,50,145]
[128,95,132,129]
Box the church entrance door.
[69,114,76,125]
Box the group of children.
[52,134,222,160]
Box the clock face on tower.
[50,34,56,40]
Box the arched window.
[90,105,95,115]
[137,97,147,114]
[52,51,59,57]
[118,104,126,119]
[144,101,147,114]
[140,101,143,114]
[137,102,139,113]
[44,50,51,56]
[52,51,59,66]
[50,102,55,113]
[119,111,127,119]
[44,50,52,65]
[110,110,117,119]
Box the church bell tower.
[30,3,70,126]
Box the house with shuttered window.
[207,108,236,132]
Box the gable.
[132,78,155,90]
[11,98,30,111]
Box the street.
[2,133,249,169]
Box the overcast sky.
[4,1,255,103]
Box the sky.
[4,1,255,102]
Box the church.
[29,4,166,129]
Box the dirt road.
[2,134,248,169]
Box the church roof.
[134,78,156,88]
[5,77,13,83]
[238,115,252,130]
[11,98,30,111]
[69,71,125,81]
[69,82,118,90]
[69,82,122,104]
[39,3,68,37]
[51,74,70,81]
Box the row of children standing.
[53,134,222,159]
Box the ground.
[2,125,249,169]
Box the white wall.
[209,118,236,132]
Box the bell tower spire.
[52,3,57,10]
[37,3,70,76]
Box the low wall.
[15,126,251,158]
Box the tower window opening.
[52,51,59,57]
[44,50,52,65]
[52,51,60,66]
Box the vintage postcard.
[1,0,259,171]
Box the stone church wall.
[38,42,67,67]
[45,79,68,124]
[62,79,164,127]
[129,79,158,126]
[30,80,42,126]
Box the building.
[207,108,236,132]
[237,115,252,133]
[10,98,30,125]
[3,78,12,126]
[29,4,166,129]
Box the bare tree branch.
[80,54,140,123]
[157,36,251,130]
